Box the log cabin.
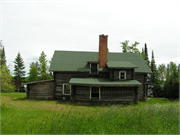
[26,34,151,104]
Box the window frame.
[119,71,126,80]
[90,86,101,99]
[62,83,71,95]
[90,63,99,74]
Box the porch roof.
[69,78,141,86]
[25,79,54,85]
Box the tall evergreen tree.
[141,47,146,59]
[0,41,6,67]
[144,43,150,67]
[141,44,151,97]
[149,50,160,97]
[13,52,26,90]
[151,51,156,80]
[1,47,6,66]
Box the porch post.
[90,86,91,99]
[71,85,76,103]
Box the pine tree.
[14,52,26,90]
[151,51,156,80]
[149,50,160,97]
[141,47,146,59]
[0,41,6,67]
[144,43,150,67]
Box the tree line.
[120,40,179,99]
[1,40,179,99]
[0,41,53,92]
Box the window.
[90,63,98,75]
[63,83,71,95]
[90,86,101,99]
[119,71,126,80]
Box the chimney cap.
[99,34,108,37]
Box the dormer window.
[119,71,126,80]
[88,61,99,75]
[91,63,98,74]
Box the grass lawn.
[1,92,179,134]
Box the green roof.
[26,79,54,85]
[69,78,141,86]
[50,51,96,72]
[107,61,138,69]
[49,51,151,73]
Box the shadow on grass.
[11,97,52,102]
[55,99,73,105]
[11,97,179,108]
[11,96,73,106]
[12,97,135,107]
[11,97,28,101]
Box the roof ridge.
[55,50,98,53]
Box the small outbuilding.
[26,79,54,99]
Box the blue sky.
[0,0,179,75]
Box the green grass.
[1,92,179,134]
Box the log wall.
[117,69,133,80]
[110,69,133,81]
[54,72,89,99]
[101,86,135,102]
[98,72,109,78]
[73,86,135,102]
[27,80,54,99]
[75,86,90,100]
[134,73,146,101]
[53,71,146,102]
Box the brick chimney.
[98,34,108,67]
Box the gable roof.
[49,50,151,73]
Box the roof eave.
[50,70,90,72]
[25,79,54,85]
[69,83,141,87]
